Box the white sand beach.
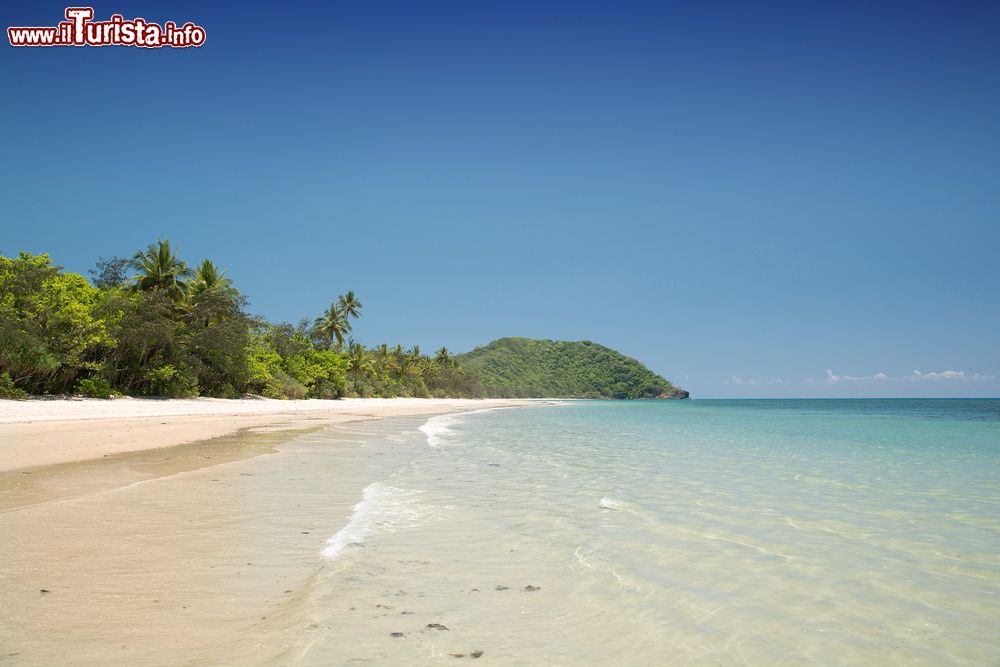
[0,397,531,472]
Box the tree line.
[0,240,479,399]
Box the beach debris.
[521,585,541,592]
[400,611,414,615]
[449,654,466,658]
[494,585,510,591]
[471,651,484,658]
[39,589,50,594]
[389,632,405,638]
[426,623,449,631]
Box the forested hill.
[455,338,687,399]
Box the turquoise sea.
[6,399,997,666]
[300,399,1000,664]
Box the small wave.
[418,407,504,448]
[321,482,425,560]
[419,414,457,448]
[598,496,625,511]
[599,496,644,516]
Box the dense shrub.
[0,372,28,399]
[74,377,119,398]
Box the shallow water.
[298,400,1000,665]
[3,400,999,665]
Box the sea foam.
[321,482,425,560]
[418,414,457,448]
[418,408,503,448]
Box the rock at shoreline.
[656,388,690,400]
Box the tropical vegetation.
[0,243,682,400]
[0,242,476,399]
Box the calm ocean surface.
[293,399,1000,665]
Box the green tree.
[313,303,350,349]
[337,290,363,321]
[346,342,375,395]
[129,239,192,303]
[0,253,111,394]
[188,259,237,301]
[88,256,129,290]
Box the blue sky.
[2,1,998,397]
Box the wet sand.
[0,399,532,666]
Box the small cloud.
[826,368,995,383]
[827,369,888,383]
[911,370,966,381]
[725,375,785,386]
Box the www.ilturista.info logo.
[8,7,205,48]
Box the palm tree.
[129,239,192,302]
[398,354,423,380]
[347,342,375,387]
[371,344,395,384]
[337,291,363,321]
[313,303,350,349]
[188,259,237,300]
[435,347,453,366]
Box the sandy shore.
[0,397,532,472]
[0,397,544,665]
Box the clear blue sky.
[2,1,998,397]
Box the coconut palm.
[129,239,192,302]
[313,304,351,349]
[347,342,375,388]
[337,291,363,321]
[435,347,453,366]
[188,259,237,300]
[398,354,423,379]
